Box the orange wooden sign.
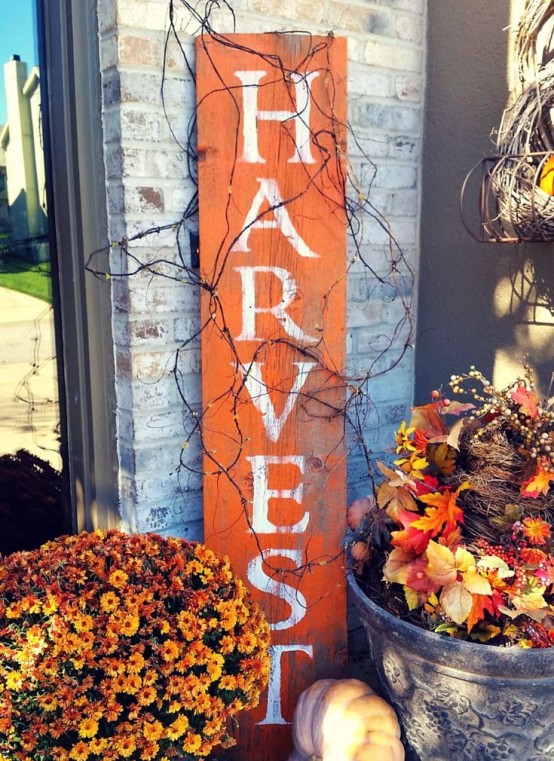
[197,33,347,760]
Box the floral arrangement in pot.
[348,365,554,646]
[346,367,554,760]
[0,529,270,761]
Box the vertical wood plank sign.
[197,33,347,760]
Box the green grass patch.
[0,254,52,303]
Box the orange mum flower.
[115,736,136,758]
[167,714,189,740]
[69,741,90,761]
[78,718,98,739]
[182,732,202,754]
[523,517,552,545]
[0,530,270,759]
[100,591,119,612]
[142,719,164,741]
[108,570,129,589]
[137,686,157,707]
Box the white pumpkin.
[287,678,404,761]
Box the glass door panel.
[0,0,65,553]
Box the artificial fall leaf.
[490,503,524,534]
[427,443,457,476]
[382,547,417,585]
[466,593,496,633]
[377,482,417,519]
[408,403,448,442]
[441,401,476,417]
[477,555,514,580]
[433,622,459,637]
[446,418,466,451]
[413,485,467,537]
[510,384,539,419]
[511,587,548,613]
[454,546,476,572]
[462,569,492,596]
[468,623,502,643]
[413,429,428,452]
[390,510,432,554]
[376,461,416,489]
[424,541,458,586]
[439,526,463,549]
[440,581,473,625]
[405,556,440,595]
[403,585,420,611]
[497,604,548,622]
[520,466,554,498]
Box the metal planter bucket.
[348,573,554,761]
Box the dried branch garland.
[86,0,415,582]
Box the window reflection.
[1,56,48,259]
[0,13,64,553]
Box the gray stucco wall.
[417,0,554,399]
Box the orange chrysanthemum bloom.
[137,686,157,707]
[0,530,270,760]
[523,517,552,545]
[78,718,98,739]
[182,731,203,754]
[166,714,189,740]
[142,720,164,741]
[100,592,119,612]
[108,570,129,589]
[68,741,90,761]
[115,736,136,758]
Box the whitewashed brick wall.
[96,0,426,542]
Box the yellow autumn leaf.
[427,442,457,475]
[454,547,476,573]
[403,585,420,611]
[462,569,492,596]
[440,581,473,625]
[511,587,548,613]
[425,541,457,586]
[477,555,514,579]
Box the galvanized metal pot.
[348,573,554,761]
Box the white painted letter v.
[238,360,317,443]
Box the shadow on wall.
[491,251,554,387]
[417,0,554,397]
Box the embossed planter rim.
[348,572,554,680]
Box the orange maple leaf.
[521,466,554,498]
[510,385,539,419]
[412,485,467,538]
[466,593,495,633]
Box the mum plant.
[0,529,270,760]
[348,366,554,648]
